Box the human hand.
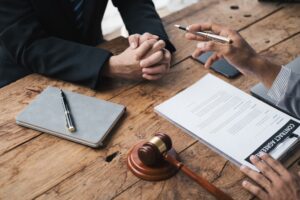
[140,47,171,80]
[185,23,258,75]
[240,153,300,200]
[185,22,281,87]
[128,33,171,80]
[128,32,159,49]
[103,39,158,80]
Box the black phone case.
[196,51,241,78]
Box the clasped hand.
[104,33,171,81]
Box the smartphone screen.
[196,51,241,78]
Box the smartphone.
[195,51,241,78]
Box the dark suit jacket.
[0,0,175,88]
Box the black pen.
[174,24,232,44]
[60,89,76,132]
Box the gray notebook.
[251,56,300,117]
[16,86,125,147]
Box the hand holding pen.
[175,23,240,70]
[179,22,261,72]
[184,23,239,68]
[180,22,281,88]
[175,24,232,44]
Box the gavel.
[127,133,233,200]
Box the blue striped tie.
[70,0,84,30]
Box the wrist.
[103,55,120,78]
[250,55,281,88]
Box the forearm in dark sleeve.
[0,13,112,89]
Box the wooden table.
[1,0,300,199]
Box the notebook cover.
[16,86,125,147]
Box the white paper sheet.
[155,74,300,170]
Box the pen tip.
[68,126,76,132]
[174,24,180,28]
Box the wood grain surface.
[0,0,299,199]
[164,0,282,65]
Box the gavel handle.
[164,154,233,200]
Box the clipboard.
[155,74,300,171]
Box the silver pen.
[60,89,76,132]
[174,24,232,44]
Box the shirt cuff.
[267,65,291,104]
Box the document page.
[155,74,300,169]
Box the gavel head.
[138,133,172,166]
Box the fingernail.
[240,165,246,170]
[142,68,147,73]
[197,42,205,49]
[186,25,190,31]
[140,61,145,67]
[259,152,267,157]
[130,42,137,48]
[250,155,258,161]
[242,181,248,187]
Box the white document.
[155,74,300,170]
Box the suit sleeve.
[112,0,176,53]
[0,1,111,89]
[276,71,300,119]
